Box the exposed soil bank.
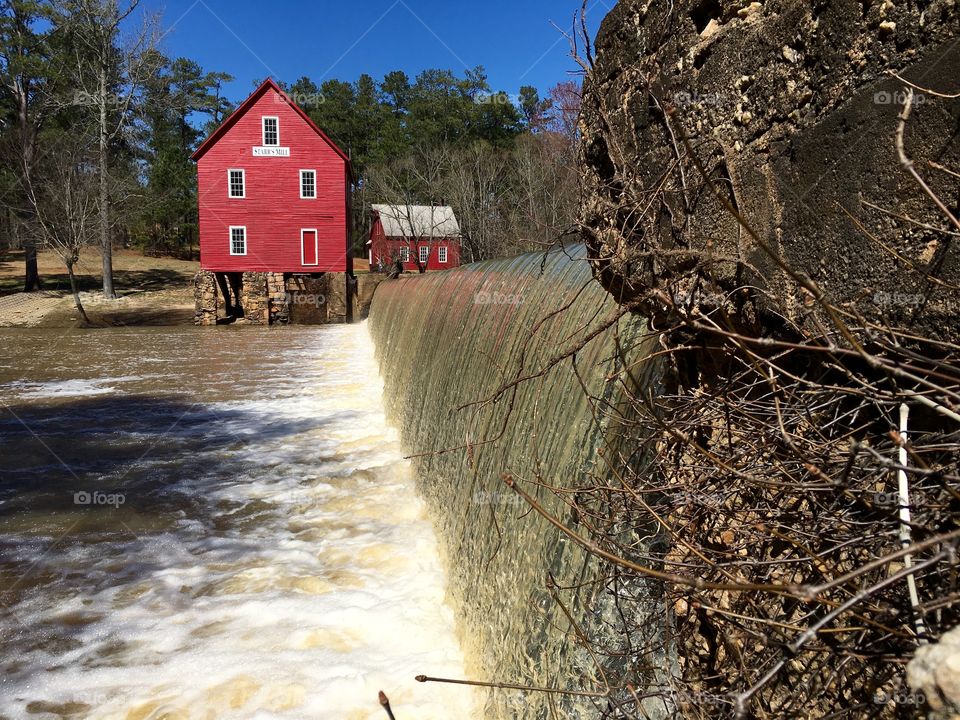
[0,249,198,328]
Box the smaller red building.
[367,204,462,273]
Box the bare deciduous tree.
[24,127,98,323]
[364,133,579,267]
[442,141,510,263]
[56,0,158,298]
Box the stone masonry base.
[194,271,354,326]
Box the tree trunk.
[410,241,426,273]
[99,63,115,299]
[17,85,41,292]
[66,262,90,326]
[24,243,40,291]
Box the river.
[0,324,474,719]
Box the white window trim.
[227,168,245,199]
[299,169,317,199]
[419,244,430,264]
[399,246,409,262]
[262,116,279,146]
[229,226,247,256]
[301,228,318,266]
[438,246,448,263]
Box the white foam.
[0,324,476,720]
[0,375,155,400]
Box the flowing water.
[0,324,475,719]
[368,245,661,719]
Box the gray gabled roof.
[371,204,461,239]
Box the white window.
[230,226,247,255]
[300,169,316,199]
[419,245,430,265]
[399,246,409,262]
[262,116,279,146]
[228,169,245,198]
[438,246,448,263]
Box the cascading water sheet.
[368,245,657,720]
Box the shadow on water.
[0,395,344,609]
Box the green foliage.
[291,65,523,173]
[518,85,553,131]
[132,52,233,257]
[0,0,61,207]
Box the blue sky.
[143,0,610,104]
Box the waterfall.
[369,245,661,718]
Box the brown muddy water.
[0,324,475,719]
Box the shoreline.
[0,289,196,329]
[0,249,199,328]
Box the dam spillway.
[368,245,661,718]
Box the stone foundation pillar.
[325,272,349,323]
[196,270,352,326]
[356,274,386,320]
[267,273,290,324]
[194,270,218,325]
[240,272,268,324]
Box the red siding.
[196,86,348,273]
[369,231,462,272]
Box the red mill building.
[191,79,354,325]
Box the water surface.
[0,324,473,719]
